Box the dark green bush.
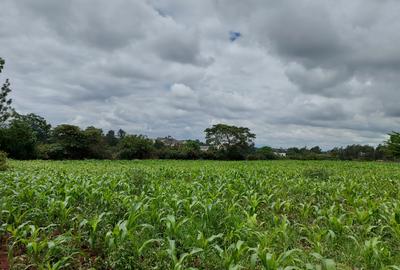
[36,143,65,160]
[117,135,154,160]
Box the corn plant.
[1,160,400,268]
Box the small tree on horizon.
[387,132,400,158]
[0,57,14,124]
[204,123,256,160]
[117,135,154,159]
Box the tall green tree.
[310,146,322,154]
[255,146,276,160]
[117,135,154,159]
[0,58,13,124]
[51,124,87,159]
[15,113,51,142]
[205,124,256,149]
[83,126,110,159]
[0,119,37,159]
[204,123,256,160]
[181,140,201,159]
[105,130,118,146]
[375,144,389,160]
[387,132,400,158]
[117,129,126,139]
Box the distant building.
[156,136,186,147]
[200,145,210,152]
[274,152,287,157]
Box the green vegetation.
[118,135,154,160]
[205,123,256,160]
[0,113,398,161]
[1,160,400,269]
[387,132,400,158]
[0,57,13,124]
[0,150,7,171]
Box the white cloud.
[170,83,196,98]
[1,0,399,148]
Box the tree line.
[1,57,400,161]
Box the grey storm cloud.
[1,0,400,148]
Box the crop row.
[1,160,400,269]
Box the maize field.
[1,160,400,269]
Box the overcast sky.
[1,0,400,148]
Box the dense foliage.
[205,124,256,160]
[0,119,37,159]
[0,116,396,161]
[0,57,13,124]
[387,132,400,158]
[1,160,400,269]
[117,135,154,160]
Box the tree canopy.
[0,58,13,124]
[117,135,154,159]
[0,119,37,159]
[387,132,400,158]
[205,124,255,149]
[15,113,51,142]
[204,124,256,160]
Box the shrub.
[117,135,154,160]
[36,143,65,160]
[255,146,277,160]
[0,151,8,171]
